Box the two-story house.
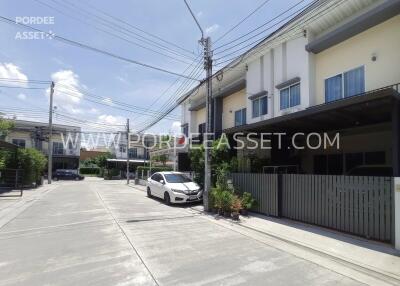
[6,120,81,171]
[179,0,400,176]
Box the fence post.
[147,170,150,179]
[394,178,400,250]
[277,174,282,217]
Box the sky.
[0,0,312,135]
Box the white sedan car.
[146,172,202,204]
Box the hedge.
[79,167,100,175]
[137,166,172,174]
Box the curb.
[185,205,400,285]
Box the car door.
[150,173,162,198]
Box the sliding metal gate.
[231,173,394,242]
[231,173,279,217]
[281,174,393,242]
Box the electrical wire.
[214,0,272,44]
[33,0,194,65]
[213,0,310,50]
[0,15,200,81]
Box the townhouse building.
[178,0,400,176]
[5,119,81,171]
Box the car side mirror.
[160,180,165,184]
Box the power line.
[33,0,194,65]
[78,0,195,56]
[214,0,309,51]
[214,0,342,66]
[0,15,200,81]
[214,0,272,44]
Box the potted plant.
[231,195,242,221]
[241,192,255,216]
[213,188,224,215]
[209,188,219,213]
[221,190,233,218]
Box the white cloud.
[49,70,83,106]
[196,11,203,18]
[205,24,219,35]
[17,93,26,100]
[97,114,125,125]
[0,63,28,86]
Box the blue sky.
[0,0,311,134]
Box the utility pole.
[47,81,55,184]
[126,118,130,184]
[203,37,212,211]
[184,0,212,211]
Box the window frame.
[53,142,64,155]
[325,65,365,103]
[12,139,26,148]
[251,95,268,118]
[234,108,246,127]
[279,82,301,110]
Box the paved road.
[0,179,363,286]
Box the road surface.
[0,178,362,285]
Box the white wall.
[246,35,313,124]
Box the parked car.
[146,172,202,205]
[346,165,393,177]
[53,170,85,181]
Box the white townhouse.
[178,0,400,176]
[5,119,81,171]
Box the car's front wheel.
[164,192,171,205]
[147,187,152,198]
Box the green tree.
[0,118,14,140]
[17,148,47,185]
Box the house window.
[325,66,365,102]
[53,142,64,155]
[119,144,126,153]
[280,83,300,110]
[234,108,246,126]
[128,148,137,159]
[12,139,25,148]
[252,96,267,118]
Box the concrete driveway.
[0,179,362,285]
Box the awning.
[224,84,400,134]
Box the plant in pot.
[231,195,242,221]
[209,188,218,213]
[241,192,255,216]
[221,190,233,218]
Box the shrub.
[241,192,256,210]
[79,167,100,175]
[17,148,47,185]
[136,166,172,175]
[221,190,234,212]
[231,195,242,213]
[104,168,120,180]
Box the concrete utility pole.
[184,0,212,211]
[126,118,130,185]
[47,81,55,184]
[202,37,212,211]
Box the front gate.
[231,173,394,242]
[231,173,279,217]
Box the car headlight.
[171,189,188,194]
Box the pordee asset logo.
[14,16,55,40]
[60,132,340,151]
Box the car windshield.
[164,174,192,183]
